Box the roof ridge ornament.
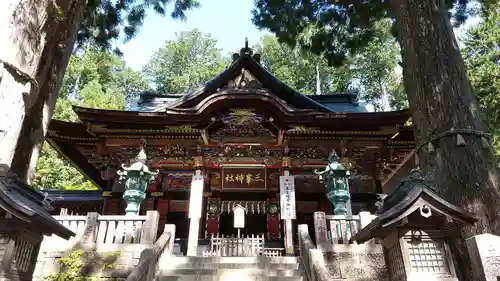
[240,37,253,56]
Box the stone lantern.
[351,169,477,281]
[315,149,351,215]
[117,146,158,216]
[0,166,74,281]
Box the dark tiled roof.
[0,167,74,239]
[41,189,104,202]
[128,92,370,113]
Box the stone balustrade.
[314,211,377,247]
[33,211,161,281]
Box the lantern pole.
[117,142,158,216]
[315,149,352,215]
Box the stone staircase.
[156,256,306,281]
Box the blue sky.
[118,0,269,70]
[118,0,479,71]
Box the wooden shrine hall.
[43,43,416,249]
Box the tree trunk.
[0,0,55,169]
[378,79,391,112]
[0,0,86,181]
[390,0,500,280]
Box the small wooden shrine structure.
[352,169,477,281]
[43,42,415,243]
[0,166,74,281]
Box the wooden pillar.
[139,198,154,215]
[103,198,119,215]
[156,199,169,235]
[266,197,281,239]
[187,158,204,256]
[205,197,221,238]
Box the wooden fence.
[203,234,269,257]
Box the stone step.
[160,258,301,270]
[156,275,304,281]
[159,268,304,277]
[163,256,300,265]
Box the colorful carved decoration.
[282,156,291,168]
[266,198,281,240]
[267,169,280,191]
[289,147,328,160]
[211,110,274,139]
[162,171,193,191]
[209,171,222,190]
[193,156,203,168]
[205,197,221,238]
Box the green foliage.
[143,29,229,94]
[251,0,482,66]
[254,35,355,94]
[45,250,121,281]
[33,45,148,190]
[78,0,201,51]
[462,7,500,164]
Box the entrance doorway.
[219,212,267,236]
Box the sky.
[118,0,480,72]
[118,0,269,71]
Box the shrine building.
[43,43,416,249]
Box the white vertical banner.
[188,174,204,218]
[279,175,296,219]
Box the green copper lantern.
[315,150,351,215]
[117,147,158,216]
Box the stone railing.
[33,211,162,281]
[42,211,159,251]
[43,211,160,249]
[297,224,331,281]
[313,211,377,247]
[125,224,176,281]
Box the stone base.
[320,244,388,281]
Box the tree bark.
[0,0,86,181]
[390,0,500,280]
[0,0,54,169]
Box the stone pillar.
[282,170,295,256]
[140,210,160,244]
[187,159,204,256]
[313,211,328,247]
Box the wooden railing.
[203,234,267,257]
[125,224,176,281]
[314,211,377,245]
[43,211,160,249]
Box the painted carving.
[212,109,274,138]
[289,147,328,160]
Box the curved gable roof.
[150,47,335,113]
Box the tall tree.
[33,44,144,189]
[350,19,402,111]
[0,0,199,181]
[462,7,500,167]
[143,29,228,94]
[252,1,499,280]
[254,34,355,94]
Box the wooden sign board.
[222,167,266,190]
[233,205,246,229]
